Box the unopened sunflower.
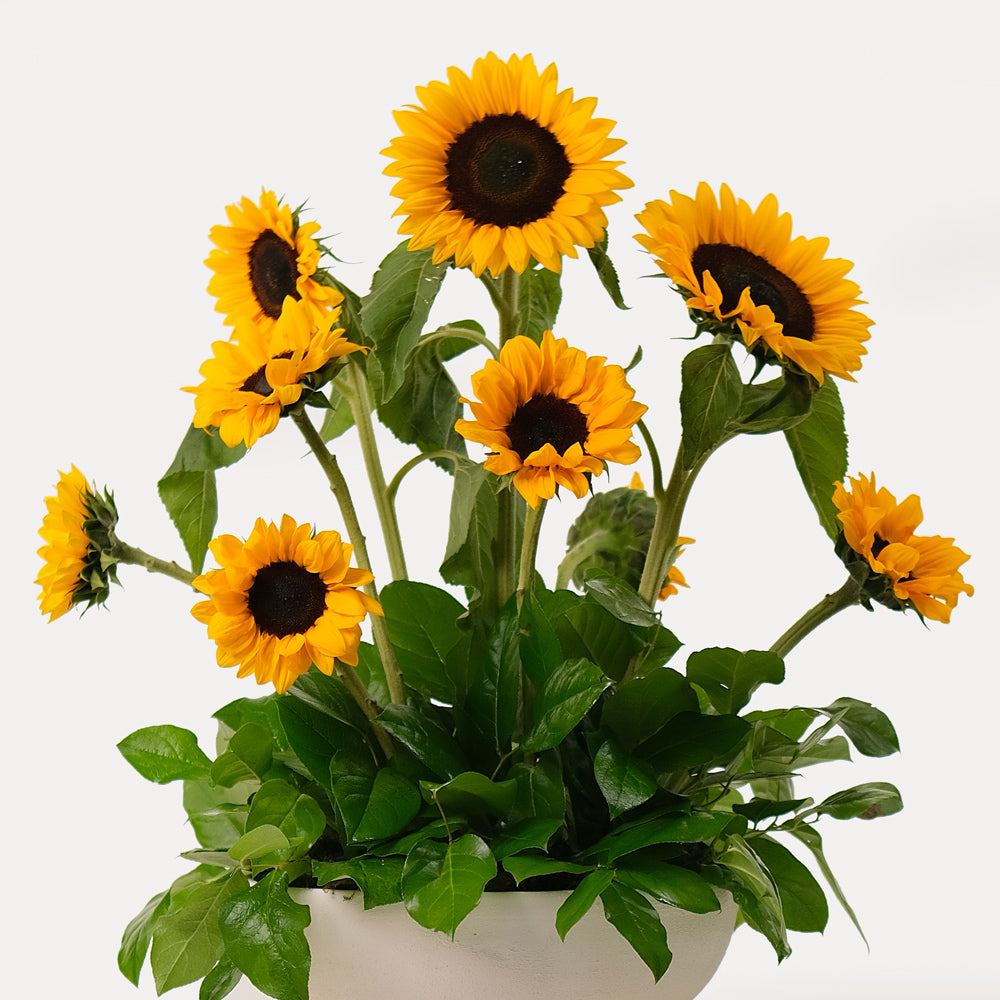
[36,466,120,621]
[205,189,342,333]
[832,473,973,622]
[191,514,383,694]
[382,52,632,277]
[455,331,646,508]
[635,183,872,383]
[186,296,364,448]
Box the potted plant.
[35,53,972,1000]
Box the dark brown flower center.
[248,229,301,319]
[240,350,295,396]
[247,560,328,637]
[690,244,815,341]
[445,113,572,228]
[505,394,588,461]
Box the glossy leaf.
[820,697,900,757]
[277,696,362,795]
[353,768,422,841]
[593,738,658,819]
[522,657,608,752]
[614,861,721,914]
[210,723,273,787]
[679,344,742,468]
[750,836,828,932]
[601,668,699,749]
[583,569,659,627]
[642,711,751,772]
[425,771,518,819]
[815,781,903,820]
[118,889,169,986]
[502,854,592,884]
[491,818,564,860]
[587,235,629,310]
[228,824,290,864]
[117,725,211,784]
[555,868,615,939]
[376,703,468,780]
[219,870,311,1000]
[465,599,523,753]
[199,955,243,1000]
[600,882,672,981]
[312,856,406,908]
[584,812,733,864]
[686,647,785,714]
[245,780,326,855]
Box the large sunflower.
[382,52,633,277]
[192,514,383,694]
[36,466,119,621]
[205,189,343,333]
[832,473,973,622]
[185,296,364,448]
[455,331,647,508]
[635,183,872,383]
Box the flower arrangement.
[36,53,973,1000]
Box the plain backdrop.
[4,1,997,997]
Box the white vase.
[229,888,736,1000]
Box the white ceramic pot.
[229,888,736,1000]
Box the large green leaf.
[183,776,250,850]
[555,868,615,939]
[425,771,518,819]
[516,263,562,342]
[818,697,900,757]
[587,235,629,310]
[686,647,785,714]
[117,725,211,784]
[219,870,311,1000]
[600,882,672,981]
[245,780,326,856]
[465,599,523,754]
[276,696,365,796]
[210,723,273,787]
[402,834,496,934]
[583,812,733,864]
[783,378,848,539]
[376,703,468,780]
[583,569,660,628]
[360,242,449,403]
[593,738,659,819]
[312,856,406,908]
[199,956,243,1000]
[614,861,722,914]
[750,836,828,933]
[345,767,422,842]
[641,711,751,773]
[815,781,903,820]
[679,344,742,468]
[118,889,170,986]
[600,668,699,749]
[522,657,608,752]
[150,871,249,994]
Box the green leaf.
[508,755,567,823]
[287,669,371,734]
[353,768,423,841]
[600,668,699,750]
[593,738,658,819]
[318,380,356,442]
[219,870,311,1000]
[402,834,496,934]
[425,771,518,819]
[679,344,742,468]
[377,322,479,460]
[733,798,811,825]
[312,856,405,908]
[518,588,564,688]
[199,955,243,1000]
[731,375,814,435]
[361,241,449,403]
[555,868,615,939]
[516,263,562,342]
[600,882,672,981]
[376,703,468,780]
[465,598,523,754]
[183,776,250,850]
[150,871,249,994]
[379,581,467,703]
[583,569,660,627]
[641,711,751,772]
[118,889,170,986]
[211,723,273,787]
[522,657,608,752]
[117,725,211,784]
[491,818,564,860]
[587,235,629,310]
[584,812,733,864]
[703,862,791,961]
[686,647,785,714]
[549,593,642,682]
[276,696,362,795]
[750,836,828,932]
[614,861,722,914]
[815,781,903,821]
[245,780,326,855]
[783,377,848,540]
[819,697,900,757]
[158,423,247,573]
[502,854,592,884]
[228,824,290,864]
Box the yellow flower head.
[36,466,119,621]
[455,331,647,508]
[192,514,383,694]
[205,189,343,333]
[832,473,973,623]
[382,52,633,278]
[635,183,872,384]
[185,296,364,448]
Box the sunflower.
[205,189,343,333]
[455,331,646,508]
[185,296,364,448]
[832,473,973,622]
[382,52,633,277]
[36,466,119,621]
[635,183,872,383]
[191,514,383,694]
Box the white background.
[4,1,997,996]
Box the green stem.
[340,360,408,582]
[387,450,464,508]
[335,660,395,760]
[493,269,522,610]
[516,501,546,610]
[291,407,406,706]
[636,419,664,497]
[555,529,616,591]
[111,541,198,587]
[769,577,864,660]
[418,327,500,360]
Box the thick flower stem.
[291,407,406,706]
[494,269,522,610]
[111,541,198,587]
[769,577,864,660]
[341,360,408,582]
[516,501,546,610]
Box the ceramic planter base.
[229,888,736,1000]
